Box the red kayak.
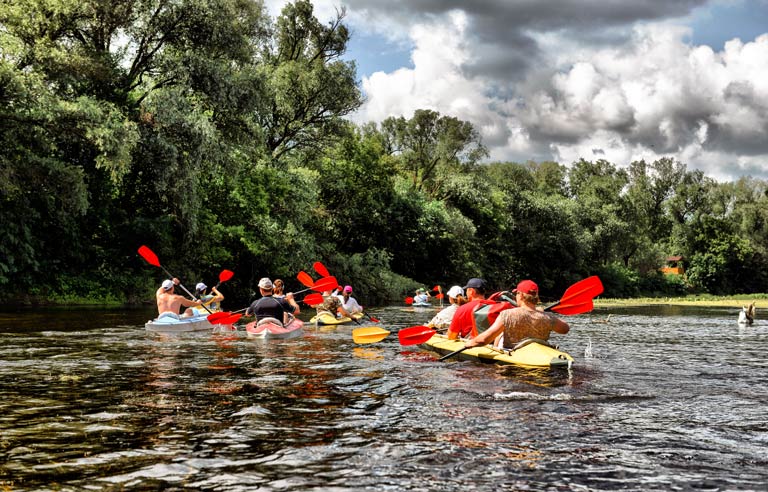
[245,318,304,339]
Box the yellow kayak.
[309,312,363,325]
[420,334,573,368]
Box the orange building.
[660,255,685,275]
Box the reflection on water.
[0,304,766,490]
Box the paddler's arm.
[285,292,300,315]
[550,315,570,335]
[210,286,224,303]
[178,296,202,308]
[464,318,504,348]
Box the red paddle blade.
[313,261,330,277]
[551,299,594,315]
[405,297,414,305]
[364,312,380,323]
[545,276,604,314]
[138,245,160,267]
[223,313,242,324]
[208,311,232,323]
[432,285,441,292]
[398,325,436,345]
[303,293,324,305]
[311,276,338,292]
[297,271,315,288]
[219,270,234,283]
[435,293,444,299]
[560,276,604,305]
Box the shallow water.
[0,305,766,491]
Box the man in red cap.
[464,279,569,349]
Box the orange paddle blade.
[297,271,315,288]
[311,276,338,292]
[218,270,234,283]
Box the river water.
[0,304,766,491]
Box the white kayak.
[145,314,231,333]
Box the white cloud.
[354,16,768,180]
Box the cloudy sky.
[265,0,768,181]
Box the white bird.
[738,302,756,325]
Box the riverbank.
[595,294,768,309]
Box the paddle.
[438,276,604,361]
[303,293,324,305]
[207,311,232,323]
[215,269,234,288]
[313,261,331,277]
[295,276,339,295]
[362,311,380,323]
[352,327,390,344]
[297,271,315,288]
[138,245,212,314]
[405,296,414,305]
[398,325,437,345]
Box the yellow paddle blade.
[352,327,391,344]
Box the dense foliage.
[2,0,767,306]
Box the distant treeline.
[2,0,766,306]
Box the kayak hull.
[245,318,304,339]
[145,315,215,333]
[309,312,363,325]
[420,334,573,368]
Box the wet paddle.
[352,327,390,344]
[362,311,380,323]
[438,276,604,361]
[138,245,212,314]
[398,325,437,345]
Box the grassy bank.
[595,294,768,308]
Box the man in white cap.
[245,277,300,326]
[155,278,203,319]
[427,285,465,330]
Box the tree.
[380,109,488,196]
[255,0,363,164]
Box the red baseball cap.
[513,280,538,294]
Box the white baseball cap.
[162,279,174,291]
[195,282,207,291]
[258,277,273,289]
[447,285,464,299]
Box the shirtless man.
[156,278,202,319]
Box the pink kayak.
[245,318,304,339]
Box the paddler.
[464,280,569,350]
[446,278,495,339]
[245,277,299,326]
[427,285,466,330]
[192,282,224,315]
[156,278,203,319]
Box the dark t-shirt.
[246,296,295,321]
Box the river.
[0,304,766,491]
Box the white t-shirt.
[337,295,363,313]
[428,303,458,329]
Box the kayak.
[411,302,432,307]
[245,318,304,339]
[309,312,364,325]
[420,334,574,368]
[145,314,218,333]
